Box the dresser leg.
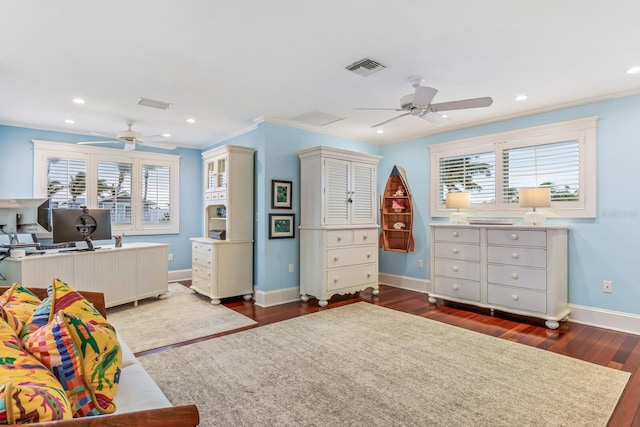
[210,298,221,305]
[243,294,253,301]
[545,320,560,329]
[318,300,328,307]
[372,288,380,296]
[300,294,310,302]
[428,296,437,304]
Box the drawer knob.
[363,235,367,240]
[208,248,211,252]
[511,273,519,280]
[511,233,518,240]
[334,278,339,283]
[452,248,459,254]
[452,265,459,272]
[193,257,198,262]
[512,294,519,301]
[366,253,371,258]
[367,272,371,278]
[452,231,459,237]
[452,284,460,291]
[334,257,339,262]
[337,237,342,241]
[511,252,519,259]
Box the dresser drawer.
[433,242,480,261]
[327,230,353,247]
[327,264,376,291]
[488,246,547,268]
[353,228,378,245]
[488,229,547,247]
[192,266,214,281]
[327,245,376,268]
[434,227,480,244]
[488,284,547,314]
[433,276,480,302]
[434,259,480,281]
[487,265,547,291]
[192,241,214,255]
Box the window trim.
[429,116,597,219]
[33,140,180,235]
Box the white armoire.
[190,145,255,304]
[298,146,382,307]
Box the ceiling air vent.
[137,97,173,110]
[345,57,386,76]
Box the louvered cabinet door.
[350,161,376,224]
[323,158,351,225]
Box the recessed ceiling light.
[376,129,384,134]
[626,66,640,74]
[64,119,75,124]
[186,118,196,124]
[515,94,528,101]
[441,114,448,119]
[72,98,85,104]
[162,133,171,138]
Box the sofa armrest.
[0,287,107,318]
[5,404,200,427]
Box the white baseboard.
[254,286,301,307]
[378,273,431,294]
[168,269,192,282]
[568,304,640,336]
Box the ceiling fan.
[360,77,493,127]
[77,121,177,151]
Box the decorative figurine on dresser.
[298,146,382,307]
[190,144,255,304]
[429,223,569,329]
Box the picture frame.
[269,213,295,239]
[271,179,293,209]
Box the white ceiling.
[1,1,640,150]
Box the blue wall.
[2,93,639,315]
[0,125,203,270]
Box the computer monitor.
[52,207,112,251]
[0,198,50,245]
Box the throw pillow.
[0,283,41,325]
[0,319,72,423]
[23,310,122,417]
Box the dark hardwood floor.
[146,282,640,427]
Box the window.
[430,117,597,218]
[33,141,180,235]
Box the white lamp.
[519,187,550,226]
[446,192,470,224]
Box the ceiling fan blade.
[77,140,119,145]
[142,140,177,150]
[356,107,405,111]
[412,86,438,107]
[420,112,450,126]
[371,112,411,128]
[429,96,494,112]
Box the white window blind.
[439,152,496,205]
[97,161,133,224]
[141,164,171,224]
[47,158,87,208]
[503,140,580,203]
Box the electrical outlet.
[168,253,174,262]
[603,280,612,293]
[417,260,423,269]
[289,263,294,273]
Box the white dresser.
[429,224,569,329]
[298,146,381,307]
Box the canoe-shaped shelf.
[380,165,414,252]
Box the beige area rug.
[138,302,630,427]
[107,283,257,353]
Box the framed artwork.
[271,179,293,209]
[269,213,295,239]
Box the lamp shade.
[519,187,551,208]
[445,192,470,209]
